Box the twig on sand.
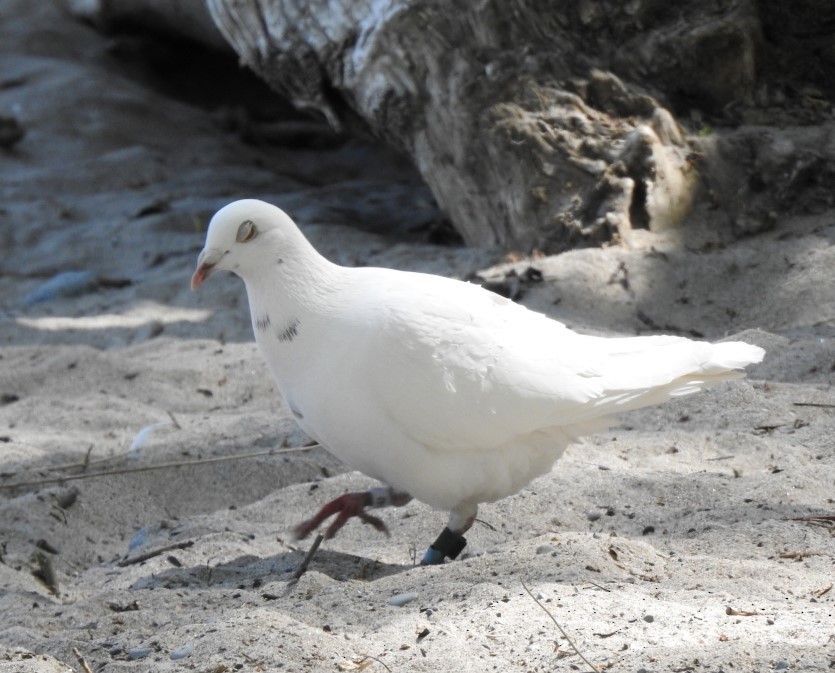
[0,444,319,490]
[813,583,832,598]
[778,550,824,560]
[521,580,601,673]
[289,534,324,584]
[474,517,498,532]
[584,580,611,592]
[792,401,835,409]
[786,514,835,533]
[81,444,94,469]
[725,606,761,617]
[166,410,182,429]
[787,514,835,522]
[117,540,194,567]
[72,647,94,673]
[357,655,392,672]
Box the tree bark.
[205,0,715,250]
[66,0,835,251]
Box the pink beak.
[191,263,213,290]
[190,248,224,290]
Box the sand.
[1,2,833,672]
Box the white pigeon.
[192,199,765,564]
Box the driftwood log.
[67,0,835,251]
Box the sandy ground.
[1,2,834,672]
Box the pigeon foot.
[293,491,389,540]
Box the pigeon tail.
[580,338,765,419]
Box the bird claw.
[293,492,390,540]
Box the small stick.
[166,410,182,429]
[813,583,832,598]
[72,647,94,673]
[778,550,822,559]
[474,517,498,532]
[521,580,601,673]
[792,402,835,409]
[289,534,324,584]
[0,444,319,490]
[8,447,113,475]
[357,655,392,672]
[117,540,194,567]
[82,444,94,469]
[584,580,611,592]
[786,515,835,523]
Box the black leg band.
[429,527,467,561]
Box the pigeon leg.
[421,505,477,565]
[293,486,413,540]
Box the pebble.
[535,544,555,555]
[643,614,655,623]
[169,643,193,660]
[387,592,418,607]
[127,647,151,660]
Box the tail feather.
[572,338,764,422]
[702,341,766,372]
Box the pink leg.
[293,487,412,540]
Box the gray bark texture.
[67,0,835,251]
[66,0,229,50]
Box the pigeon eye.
[236,220,258,243]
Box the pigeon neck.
[243,239,343,322]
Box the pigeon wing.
[354,270,762,454]
[360,272,606,452]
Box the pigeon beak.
[191,248,225,290]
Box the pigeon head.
[191,199,306,290]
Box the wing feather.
[352,269,762,453]
[363,272,603,451]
